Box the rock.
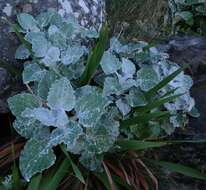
[156,35,206,189]
[158,35,206,138]
[0,0,105,62]
[0,0,105,113]
[106,0,168,41]
[159,35,206,75]
[0,68,11,113]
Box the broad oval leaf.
[41,46,60,67]
[136,67,159,91]
[8,93,41,117]
[100,51,121,75]
[25,32,50,58]
[17,13,39,32]
[37,70,59,100]
[115,99,131,116]
[126,88,147,107]
[75,90,110,127]
[22,107,69,128]
[49,121,84,154]
[23,63,46,84]
[13,117,50,139]
[61,45,85,65]
[15,44,31,60]
[47,77,76,111]
[85,112,119,154]
[36,11,55,28]
[19,139,56,182]
[122,58,136,78]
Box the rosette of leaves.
[8,11,197,182]
[168,0,206,34]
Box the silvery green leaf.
[69,61,85,79]
[25,32,50,57]
[81,28,99,38]
[23,63,46,84]
[75,90,110,127]
[85,113,119,154]
[22,107,69,127]
[15,44,31,60]
[19,139,56,182]
[80,152,103,171]
[94,73,106,86]
[75,85,98,101]
[125,42,148,55]
[169,74,193,92]
[103,76,123,96]
[100,51,121,75]
[188,106,200,118]
[50,12,65,28]
[36,11,55,28]
[8,93,40,117]
[59,62,85,80]
[48,25,66,49]
[24,32,43,43]
[110,37,148,56]
[126,88,147,107]
[110,37,123,54]
[13,117,50,139]
[60,22,74,38]
[48,25,59,36]
[41,46,60,67]
[116,99,131,116]
[165,94,195,112]
[117,74,137,91]
[49,121,84,154]
[122,58,136,78]
[47,77,76,111]
[170,114,188,128]
[17,13,39,32]
[136,67,159,91]
[61,46,84,65]
[37,70,59,100]
[58,65,73,80]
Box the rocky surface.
[0,0,105,113]
[158,35,206,138]
[106,0,168,41]
[156,35,206,190]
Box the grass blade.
[145,67,185,98]
[41,158,71,190]
[152,160,206,180]
[60,145,85,184]
[94,173,111,190]
[121,111,170,127]
[112,175,133,190]
[27,174,42,190]
[10,23,32,53]
[160,88,179,98]
[116,140,170,151]
[79,23,109,86]
[135,94,183,113]
[103,162,117,190]
[116,139,206,151]
[11,163,21,190]
[11,142,21,190]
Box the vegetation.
[169,0,206,35]
[0,4,206,190]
